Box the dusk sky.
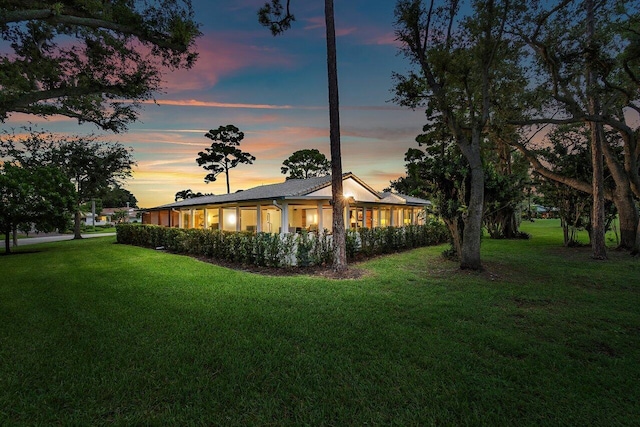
[7,0,428,208]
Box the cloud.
[303,16,357,37]
[160,32,296,92]
[147,99,295,110]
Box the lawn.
[1,219,638,425]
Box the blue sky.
[6,0,427,207]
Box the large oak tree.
[0,0,200,132]
[509,0,640,255]
[393,0,516,270]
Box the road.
[10,233,116,247]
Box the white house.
[142,173,430,234]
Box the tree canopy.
[196,125,255,194]
[0,162,75,253]
[174,189,210,201]
[100,185,137,208]
[393,0,518,270]
[281,149,331,180]
[0,0,200,132]
[1,129,135,238]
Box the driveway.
[11,233,116,247]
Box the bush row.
[116,219,448,268]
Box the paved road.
[10,233,116,247]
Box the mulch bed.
[190,254,369,279]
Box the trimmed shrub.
[116,219,449,268]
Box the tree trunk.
[633,217,640,256]
[74,209,83,239]
[444,217,463,259]
[459,140,484,270]
[324,0,346,271]
[612,186,639,251]
[589,121,607,259]
[12,225,18,247]
[4,225,11,254]
[586,0,606,260]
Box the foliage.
[482,146,530,239]
[258,0,348,271]
[99,185,137,208]
[281,148,331,180]
[390,127,468,259]
[110,210,129,224]
[116,222,448,268]
[393,0,522,270]
[534,124,618,247]
[509,0,640,253]
[1,129,135,239]
[196,125,256,194]
[0,163,75,253]
[0,0,200,132]
[174,189,211,201]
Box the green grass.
[1,219,638,425]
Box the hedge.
[116,218,448,268]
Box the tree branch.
[1,8,191,52]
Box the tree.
[0,163,75,254]
[175,189,194,201]
[390,120,529,259]
[281,149,331,179]
[259,0,348,271]
[0,0,200,132]
[1,130,135,239]
[100,185,137,208]
[533,124,617,246]
[174,189,210,201]
[509,0,640,255]
[110,210,129,224]
[196,125,255,194]
[390,137,468,258]
[393,0,516,270]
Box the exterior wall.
[150,201,425,233]
[306,177,380,202]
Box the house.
[141,173,431,234]
[83,206,139,226]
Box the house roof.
[150,173,430,210]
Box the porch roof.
[150,173,430,210]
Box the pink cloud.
[146,99,294,110]
[303,16,357,37]
[160,32,296,92]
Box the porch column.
[190,209,195,229]
[235,206,241,232]
[362,206,367,229]
[218,207,223,230]
[317,201,324,232]
[390,207,395,227]
[281,202,289,234]
[345,200,350,230]
[377,208,381,228]
[203,208,208,229]
[256,204,262,233]
[178,210,183,228]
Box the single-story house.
[141,172,431,234]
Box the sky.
[6,0,428,208]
